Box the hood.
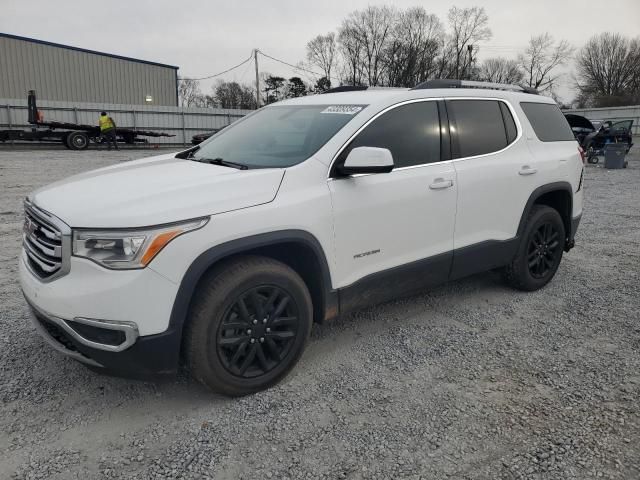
[30,153,285,228]
[564,114,595,131]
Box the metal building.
[0,33,179,106]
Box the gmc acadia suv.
[20,80,584,396]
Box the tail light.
[578,146,586,164]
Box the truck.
[0,91,174,149]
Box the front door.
[328,100,457,310]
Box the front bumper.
[19,251,179,336]
[20,251,183,377]
[26,299,181,377]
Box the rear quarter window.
[520,102,575,142]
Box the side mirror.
[336,147,394,176]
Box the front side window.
[448,99,512,158]
[338,101,441,169]
[610,120,632,134]
[192,105,365,168]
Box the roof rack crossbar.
[411,79,538,95]
[321,86,368,94]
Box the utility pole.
[254,49,260,109]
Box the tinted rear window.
[520,102,575,142]
[448,99,508,158]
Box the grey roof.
[0,32,179,70]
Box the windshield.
[192,104,365,168]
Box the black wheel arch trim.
[168,229,336,353]
[516,181,574,239]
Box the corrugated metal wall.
[0,98,252,145]
[0,34,178,106]
[564,105,640,136]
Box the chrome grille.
[23,201,70,281]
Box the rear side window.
[520,102,575,142]
[340,101,441,168]
[500,102,518,143]
[447,100,511,158]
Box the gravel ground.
[0,145,639,480]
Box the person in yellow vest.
[99,111,118,150]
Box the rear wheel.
[504,205,565,291]
[184,256,312,396]
[67,131,89,150]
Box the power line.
[258,50,338,81]
[235,57,254,84]
[179,44,529,85]
[179,52,254,81]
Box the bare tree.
[447,6,491,79]
[317,5,499,88]
[576,32,640,107]
[178,78,204,107]
[306,33,337,85]
[338,23,365,86]
[518,33,573,92]
[339,6,397,86]
[384,7,444,87]
[478,57,523,84]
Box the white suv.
[20,80,584,395]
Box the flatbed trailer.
[0,91,174,149]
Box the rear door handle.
[429,178,454,190]
[519,166,537,176]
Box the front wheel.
[503,205,566,291]
[184,256,313,396]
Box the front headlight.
[72,217,208,269]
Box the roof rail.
[321,86,368,94]
[412,79,539,95]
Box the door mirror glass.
[337,147,394,176]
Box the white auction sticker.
[321,105,363,115]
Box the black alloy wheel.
[217,285,299,378]
[184,255,312,396]
[503,205,565,291]
[526,222,561,279]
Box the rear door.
[328,100,457,299]
[448,98,534,264]
[610,120,633,145]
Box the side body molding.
[450,181,575,280]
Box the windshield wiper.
[195,157,248,170]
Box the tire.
[67,131,89,150]
[503,205,565,291]
[184,255,313,396]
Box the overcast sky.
[2,0,639,102]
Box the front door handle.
[429,178,454,190]
[519,165,538,176]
